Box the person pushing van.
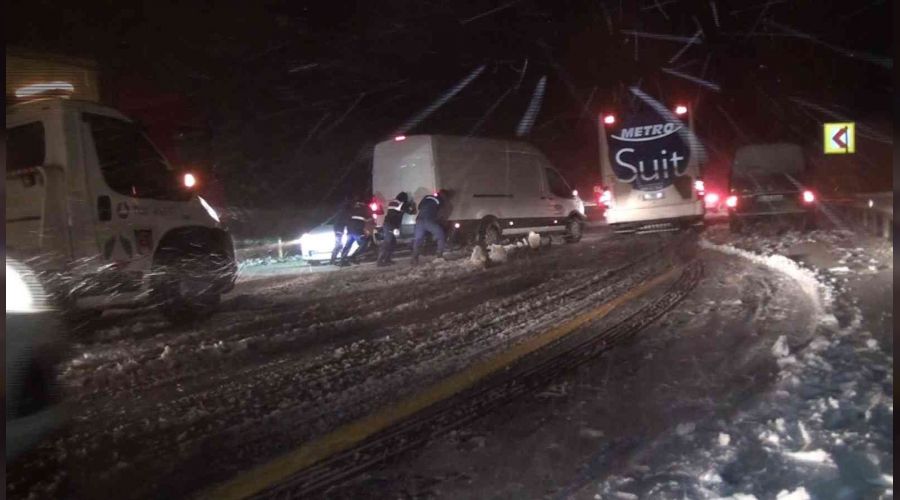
[411,190,448,265]
[338,199,372,267]
[378,191,416,267]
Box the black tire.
[479,220,502,247]
[729,218,743,234]
[798,213,816,232]
[564,217,583,243]
[61,307,103,334]
[155,257,222,324]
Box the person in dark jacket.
[329,199,351,265]
[411,190,448,265]
[338,200,372,266]
[377,192,416,266]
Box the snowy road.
[6,225,891,500]
[8,228,685,498]
[327,226,893,500]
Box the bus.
[597,100,705,234]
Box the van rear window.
[85,113,190,201]
[7,122,46,172]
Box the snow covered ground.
[329,225,892,500]
[7,225,891,500]
[7,228,683,499]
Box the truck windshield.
[85,113,191,201]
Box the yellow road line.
[200,265,683,500]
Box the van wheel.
[479,221,502,246]
[564,217,583,243]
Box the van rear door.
[373,136,437,224]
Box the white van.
[371,135,585,245]
[6,98,237,322]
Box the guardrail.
[827,192,893,240]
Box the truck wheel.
[156,258,222,324]
[564,217,583,243]
[62,308,103,333]
[479,221,502,246]
[160,280,221,324]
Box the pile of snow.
[700,239,833,318]
[488,244,508,263]
[469,246,487,265]
[589,234,892,500]
[527,231,541,249]
[238,254,305,269]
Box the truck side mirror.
[98,195,112,221]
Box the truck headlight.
[6,261,49,313]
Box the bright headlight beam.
[6,264,35,313]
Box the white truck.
[372,135,585,245]
[6,97,237,323]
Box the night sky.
[8,0,892,209]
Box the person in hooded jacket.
[411,190,448,265]
[377,192,416,266]
[338,200,372,266]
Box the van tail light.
[801,190,815,204]
[704,192,720,207]
[725,195,738,209]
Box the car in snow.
[371,135,585,245]
[298,216,364,264]
[6,97,238,323]
[5,258,66,462]
[726,143,817,233]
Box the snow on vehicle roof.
[732,143,805,177]
[6,97,131,122]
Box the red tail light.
[725,195,738,208]
[369,199,384,215]
[704,192,720,207]
[602,114,616,125]
[801,190,815,204]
